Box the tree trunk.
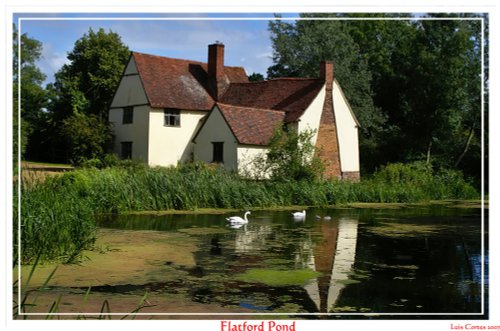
[426,139,433,165]
[454,125,475,167]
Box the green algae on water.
[336,279,361,285]
[367,222,449,238]
[177,227,230,235]
[235,268,321,286]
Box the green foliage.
[53,28,130,119]
[17,161,478,263]
[267,14,485,186]
[16,181,97,264]
[80,154,122,169]
[267,15,387,164]
[248,72,265,81]
[13,25,48,162]
[250,127,324,181]
[371,162,433,185]
[61,113,112,165]
[43,28,129,163]
[367,162,478,201]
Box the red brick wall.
[315,80,342,180]
[208,43,228,100]
[208,43,224,80]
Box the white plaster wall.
[148,109,207,167]
[328,217,359,309]
[297,85,326,144]
[237,146,269,178]
[193,107,238,171]
[332,80,360,172]
[109,105,150,162]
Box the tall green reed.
[17,161,479,263]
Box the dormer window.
[164,109,180,127]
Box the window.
[212,142,224,163]
[122,106,133,124]
[121,141,132,159]
[164,109,180,127]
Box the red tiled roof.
[131,50,328,147]
[220,78,324,122]
[132,52,248,110]
[216,103,286,146]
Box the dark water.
[97,204,488,318]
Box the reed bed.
[15,161,478,263]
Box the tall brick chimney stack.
[320,61,334,90]
[208,43,227,100]
[208,43,224,79]
[316,60,342,180]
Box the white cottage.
[109,43,360,180]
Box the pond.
[20,202,488,319]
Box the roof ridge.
[132,51,205,65]
[131,51,244,69]
[227,77,319,86]
[267,77,319,81]
[216,102,286,114]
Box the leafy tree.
[53,27,130,119]
[47,27,129,163]
[380,16,482,180]
[267,15,387,173]
[250,127,324,181]
[13,25,47,161]
[61,112,112,164]
[248,72,265,82]
[267,14,485,186]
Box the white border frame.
[11,11,489,321]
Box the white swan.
[292,210,306,218]
[226,211,251,224]
[323,216,332,221]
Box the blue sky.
[16,13,300,84]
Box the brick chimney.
[208,43,224,79]
[315,60,342,180]
[208,43,227,100]
[320,61,334,90]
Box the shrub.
[250,127,324,182]
[81,158,103,169]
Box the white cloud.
[38,42,69,84]
[26,18,275,82]
[107,20,273,74]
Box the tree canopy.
[13,25,47,161]
[267,14,485,184]
[268,15,387,172]
[42,28,130,164]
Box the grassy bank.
[15,162,479,264]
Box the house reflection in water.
[304,217,359,313]
[229,215,359,313]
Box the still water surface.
[93,204,486,317]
